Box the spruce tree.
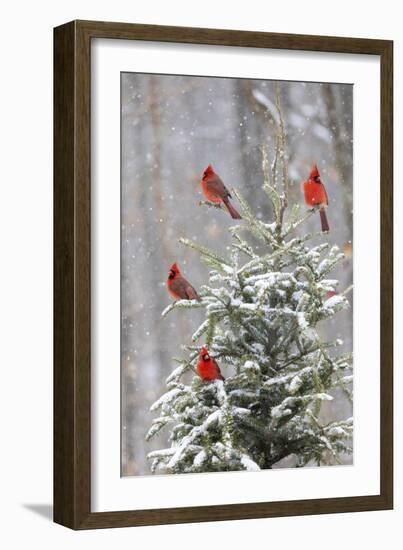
[146,91,353,474]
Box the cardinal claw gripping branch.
[197,346,225,381]
[166,262,200,302]
[303,165,330,232]
[200,164,242,219]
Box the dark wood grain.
[54,20,393,530]
[54,20,91,528]
[54,21,76,527]
[75,19,391,54]
[379,40,393,507]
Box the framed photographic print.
[54,20,393,529]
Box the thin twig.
[341,284,353,296]
[199,200,224,211]
[283,207,318,238]
[271,134,280,191]
[274,82,289,208]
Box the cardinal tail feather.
[223,198,242,219]
[319,207,330,232]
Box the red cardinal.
[201,164,242,219]
[303,165,329,232]
[167,263,200,301]
[197,346,225,381]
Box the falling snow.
[121,73,353,476]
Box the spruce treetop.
[147,87,353,474]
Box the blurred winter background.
[121,73,353,476]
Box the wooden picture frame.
[54,20,393,530]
